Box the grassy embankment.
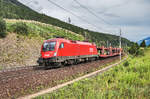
[36,48,150,99]
[0,19,84,69]
[6,19,84,41]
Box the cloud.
[19,0,150,42]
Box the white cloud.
[19,0,150,42]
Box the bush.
[128,43,144,56]
[123,61,129,67]
[128,43,139,55]
[0,18,7,38]
[136,49,144,56]
[13,22,29,35]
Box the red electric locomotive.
[37,38,98,67]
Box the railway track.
[0,60,100,82]
[0,57,111,81]
[0,69,44,82]
[0,56,121,99]
[0,65,41,73]
[0,65,44,81]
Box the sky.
[19,0,150,42]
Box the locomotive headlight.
[54,52,57,56]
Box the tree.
[129,43,139,55]
[129,43,144,56]
[140,40,146,47]
[0,18,7,38]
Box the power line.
[25,0,33,5]
[46,0,101,30]
[98,0,130,15]
[46,0,112,33]
[25,0,43,12]
[73,0,114,26]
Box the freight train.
[37,38,122,67]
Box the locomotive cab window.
[43,41,56,52]
[59,43,64,48]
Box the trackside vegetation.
[128,43,144,56]
[0,18,7,38]
[35,48,150,99]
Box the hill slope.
[6,19,84,41]
[0,0,131,46]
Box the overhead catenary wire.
[25,0,43,12]
[46,0,112,33]
[73,0,114,26]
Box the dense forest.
[0,0,132,47]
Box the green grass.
[35,49,150,99]
[6,19,84,41]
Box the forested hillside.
[0,0,131,46]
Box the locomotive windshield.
[43,42,56,51]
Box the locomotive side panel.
[57,42,79,57]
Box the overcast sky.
[19,0,150,42]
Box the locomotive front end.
[37,40,58,66]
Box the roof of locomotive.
[44,38,96,46]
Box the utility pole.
[119,29,122,61]
[107,40,109,48]
[84,32,87,41]
[68,17,71,24]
